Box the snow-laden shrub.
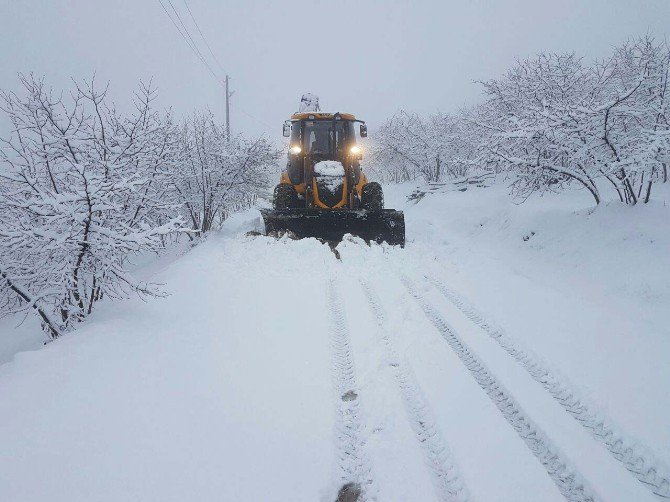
[0,75,184,338]
[169,111,279,234]
[370,36,670,206]
[368,110,488,184]
[478,37,670,205]
[0,77,279,339]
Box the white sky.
[1,0,669,139]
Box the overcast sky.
[1,0,669,139]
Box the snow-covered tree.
[476,36,670,205]
[369,110,488,184]
[0,77,281,338]
[372,36,669,206]
[596,37,670,203]
[168,111,279,235]
[0,75,183,337]
[475,52,605,203]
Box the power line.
[175,3,273,134]
[166,0,212,73]
[157,0,193,50]
[238,106,276,132]
[156,0,223,88]
[181,0,227,75]
[156,0,274,135]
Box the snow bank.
[0,316,44,365]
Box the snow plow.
[261,99,405,246]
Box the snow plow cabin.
[260,100,405,246]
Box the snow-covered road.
[1,183,669,501]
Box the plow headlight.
[289,145,302,155]
[350,145,362,155]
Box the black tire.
[273,184,299,209]
[361,182,384,211]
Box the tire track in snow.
[402,275,600,502]
[327,278,376,501]
[425,274,670,499]
[361,279,470,502]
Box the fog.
[1,0,669,138]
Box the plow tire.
[361,182,384,211]
[273,184,300,209]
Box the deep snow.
[1,180,668,501]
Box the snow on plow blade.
[260,208,405,247]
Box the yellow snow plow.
[261,110,405,246]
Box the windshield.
[301,120,355,156]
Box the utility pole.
[224,74,234,140]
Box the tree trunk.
[644,181,653,203]
[624,177,638,205]
[0,267,62,340]
[601,172,624,202]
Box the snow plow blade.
[260,208,405,247]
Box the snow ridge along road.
[425,274,670,499]
[402,274,600,502]
[327,278,376,501]
[361,279,470,502]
